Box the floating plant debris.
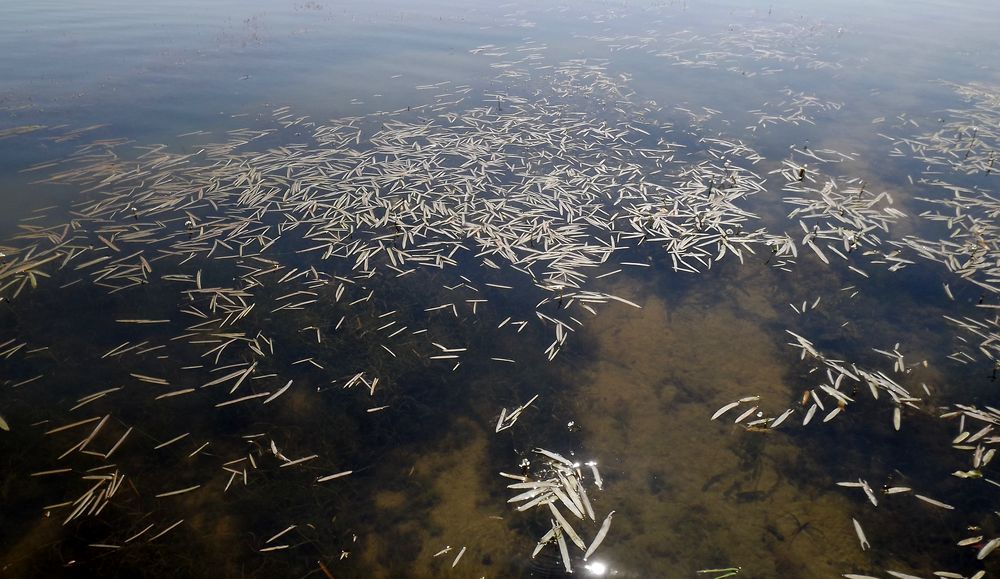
[2,1,1000,577]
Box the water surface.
[2,1,1000,578]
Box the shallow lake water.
[2,1,1000,577]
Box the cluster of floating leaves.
[0,53,780,575]
[0,14,999,577]
[501,448,612,574]
[580,16,851,77]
